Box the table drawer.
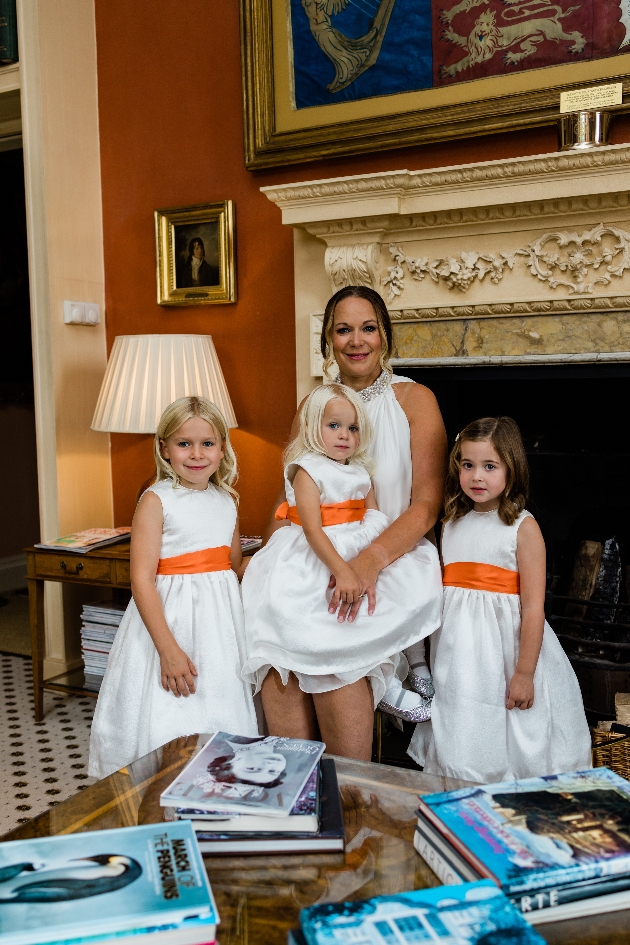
[34,553,113,583]
[115,559,131,586]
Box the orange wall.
[94,0,630,533]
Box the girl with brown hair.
[415,416,591,782]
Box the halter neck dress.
[419,508,591,782]
[241,448,441,705]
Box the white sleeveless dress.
[89,479,258,779]
[241,451,442,706]
[421,509,591,783]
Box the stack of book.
[81,599,127,691]
[288,880,546,944]
[0,821,219,945]
[160,731,345,855]
[36,527,131,554]
[414,766,630,924]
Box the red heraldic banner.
[432,0,628,86]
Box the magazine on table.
[46,912,217,945]
[160,732,325,817]
[0,822,217,945]
[174,765,320,833]
[296,881,545,945]
[193,759,344,855]
[35,528,131,554]
[418,766,630,898]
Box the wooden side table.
[26,544,131,721]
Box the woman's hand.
[159,645,198,697]
[506,671,534,710]
[329,545,384,622]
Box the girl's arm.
[365,485,378,510]
[130,492,198,698]
[293,467,362,612]
[231,518,249,581]
[507,516,546,710]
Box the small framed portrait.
[155,200,236,305]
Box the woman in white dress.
[243,385,442,758]
[261,286,447,759]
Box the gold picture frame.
[155,201,236,305]
[240,0,630,170]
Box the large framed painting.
[240,0,630,168]
[155,201,236,305]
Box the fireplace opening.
[397,362,630,722]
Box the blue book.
[418,767,630,896]
[0,822,217,945]
[299,880,545,944]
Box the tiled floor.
[0,653,96,834]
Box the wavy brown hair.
[320,285,393,380]
[444,416,529,526]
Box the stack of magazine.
[288,880,546,944]
[0,821,219,945]
[35,527,131,554]
[81,599,127,691]
[414,766,630,925]
[160,732,344,855]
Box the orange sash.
[275,499,366,528]
[157,546,231,575]
[443,562,520,595]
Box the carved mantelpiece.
[261,144,630,401]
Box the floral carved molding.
[384,225,630,303]
[325,243,380,291]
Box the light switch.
[64,300,101,326]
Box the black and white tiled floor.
[0,654,97,833]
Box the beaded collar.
[334,370,391,403]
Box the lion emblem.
[440,0,586,78]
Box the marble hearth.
[262,144,630,402]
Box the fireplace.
[262,144,630,741]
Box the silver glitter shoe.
[377,695,432,723]
[407,673,435,699]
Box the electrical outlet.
[64,300,101,326]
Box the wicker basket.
[591,728,630,780]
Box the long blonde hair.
[443,416,528,527]
[155,396,238,503]
[283,384,373,472]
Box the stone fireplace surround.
[262,143,630,403]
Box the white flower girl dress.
[241,452,442,705]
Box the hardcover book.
[194,758,344,855]
[298,880,545,944]
[161,732,324,817]
[418,767,630,896]
[0,822,217,945]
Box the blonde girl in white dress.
[89,396,257,779]
[419,416,591,783]
[242,384,442,760]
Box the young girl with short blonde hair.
[89,396,257,778]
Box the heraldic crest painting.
[241,0,630,166]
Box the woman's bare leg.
[313,678,374,761]
[261,669,319,740]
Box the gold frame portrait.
[155,201,236,305]
[240,0,630,169]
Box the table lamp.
[91,334,237,433]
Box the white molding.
[0,63,20,94]
[392,352,630,368]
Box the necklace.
[335,370,391,403]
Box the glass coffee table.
[1,735,626,944]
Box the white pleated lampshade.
[91,334,237,433]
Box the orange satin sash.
[443,561,520,595]
[275,499,366,528]
[157,546,231,575]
